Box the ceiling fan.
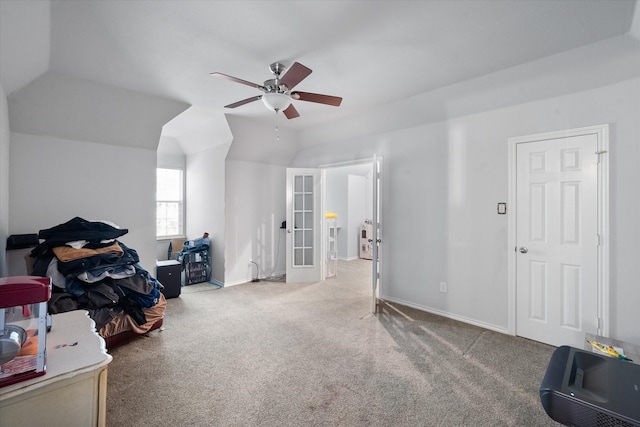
[210,62,342,119]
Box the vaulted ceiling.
[2,1,638,156]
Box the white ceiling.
[2,0,638,153]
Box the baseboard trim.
[380,296,510,336]
[223,271,286,288]
[222,278,246,287]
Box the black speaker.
[540,345,640,426]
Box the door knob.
[519,247,528,254]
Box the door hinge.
[596,234,601,246]
[595,150,608,164]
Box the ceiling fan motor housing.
[263,78,288,94]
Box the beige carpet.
[106,259,560,426]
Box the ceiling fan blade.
[279,62,312,90]
[291,91,342,107]
[283,103,300,119]
[225,95,262,108]
[210,72,265,90]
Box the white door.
[371,155,381,313]
[513,129,607,348]
[286,168,322,283]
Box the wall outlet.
[439,282,448,293]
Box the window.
[156,168,184,238]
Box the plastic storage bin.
[0,276,51,388]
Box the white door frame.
[507,124,609,338]
[371,154,381,314]
[320,156,383,302]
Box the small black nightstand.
[156,260,181,298]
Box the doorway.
[321,158,381,311]
[285,157,382,314]
[507,125,609,348]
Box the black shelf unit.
[177,247,211,285]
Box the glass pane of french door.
[293,173,314,266]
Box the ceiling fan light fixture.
[262,92,291,112]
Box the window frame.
[156,167,185,239]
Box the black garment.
[77,282,119,309]
[31,217,128,259]
[125,306,146,326]
[48,291,79,314]
[38,216,128,244]
[31,250,54,277]
[111,284,147,325]
[87,307,119,331]
[112,270,154,295]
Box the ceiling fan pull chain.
[275,110,280,142]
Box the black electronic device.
[540,345,640,426]
[6,233,39,249]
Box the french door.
[285,168,322,283]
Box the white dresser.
[0,310,112,427]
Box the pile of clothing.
[29,217,163,332]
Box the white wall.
[226,115,299,166]
[186,142,230,285]
[5,72,188,276]
[9,133,158,273]
[225,159,286,285]
[157,145,186,170]
[0,0,50,96]
[347,175,366,260]
[223,116,291,286]
[298,34,640,150]
[8,72,188,150]
[293,77,640,345]
[0,86,10,276]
